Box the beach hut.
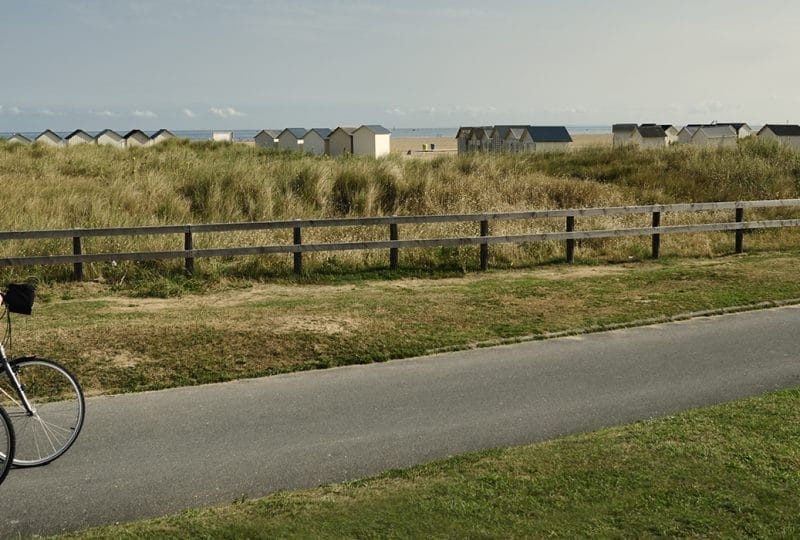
[211,131,234,143]
[254,129,280,149]
[65,129,95,146]
[631,125,667,149]
[490,125,528,152]
[34,129,63,146]
[714,123,753,139]
[328,127,357,157]
[124,129,151,147]
[500,127,527,152]
[95,129,125,147]
[661,125,679,144]
[757,124,800,150]
[303,128,332,155]
[612,124,637,147]
[353,125,391,158]
[677,125,701,144]
[467,127,493,152]
[6,133,31,145]
[520,126,573,152]
[151,129,175,145]
[690,125,738,148]
[456,127,473,154]
[277,128,306,151]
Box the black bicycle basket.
[4,283,35,315]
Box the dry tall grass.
[1,137,798,282]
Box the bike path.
[1,306,799,537]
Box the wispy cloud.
[133,110,158,118]
[210,107,245,118]
[182,108,196,118]
[1,106,23,115]
[92,109,116,117]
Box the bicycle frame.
[0,342,35,415]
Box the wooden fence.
[1,199,799,280]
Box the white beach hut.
[151,129,175,145]
[328,127,357,157]
[757,124,800,150]
[303,128,332,155]
[631,125,667,149]
[612,124,637,148]
[520,126,573,152]
[6,133,31,145]
[65,129,95,146]
[677,125,701,144]
[353,125,391,158]
[661,125,679,144]
[254,129,280,149]
[211,131,234,143]
[277,128,306,151]
[714,123,753,139]
[690,125,738,148]
[124,129,151,147]
[34,129,63,146]
[95,129,125,147]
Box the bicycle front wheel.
[0,406,14,484]
[0,358,85,467]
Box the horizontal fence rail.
[1,199,799,279]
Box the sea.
[0,126,612,141]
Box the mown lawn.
[56,386,800,538]
[12,249,800,396]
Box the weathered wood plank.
[1,218,798,268]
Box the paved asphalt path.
[2,306,799,537]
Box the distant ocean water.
[1,126,612,141]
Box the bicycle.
[0,405,14,484]
[0,284,85,467]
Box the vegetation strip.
[55,386,800,538]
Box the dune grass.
[1,137,799,284]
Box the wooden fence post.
[735,207,744,253]
[293,225,302,274]
[72,236,83,281]
[566,216,575,264]
[480,220,489,271]
[390,221,399,270]
[651,211,661,259]
[184,228,194,275]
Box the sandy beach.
[391,133,612,158]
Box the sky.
[2,0,800,132]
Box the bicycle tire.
[0,406,14,484]
[0,358,85,467]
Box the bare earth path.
[1,306,798,538]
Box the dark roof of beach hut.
[280,128,307,139]
[96,129,123,139]
[305,128,333,139]
[256,129,281,138]
[491,125,529,139]
[526,126,573,143]
[760,124,800,137]
[637,125,667,138]
[612,123,637,133]
[152,129,175,138]
[123,129,149,139]
[65,129,92,140]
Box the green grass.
[56,386,800,539]
[8,249,800,396]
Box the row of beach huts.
[1,125,393,158]
[612,123,800,150]
[455,125,573,154]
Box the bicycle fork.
[0,343,35,416]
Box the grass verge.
[56,386,800,538]
[11,249,800,396]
